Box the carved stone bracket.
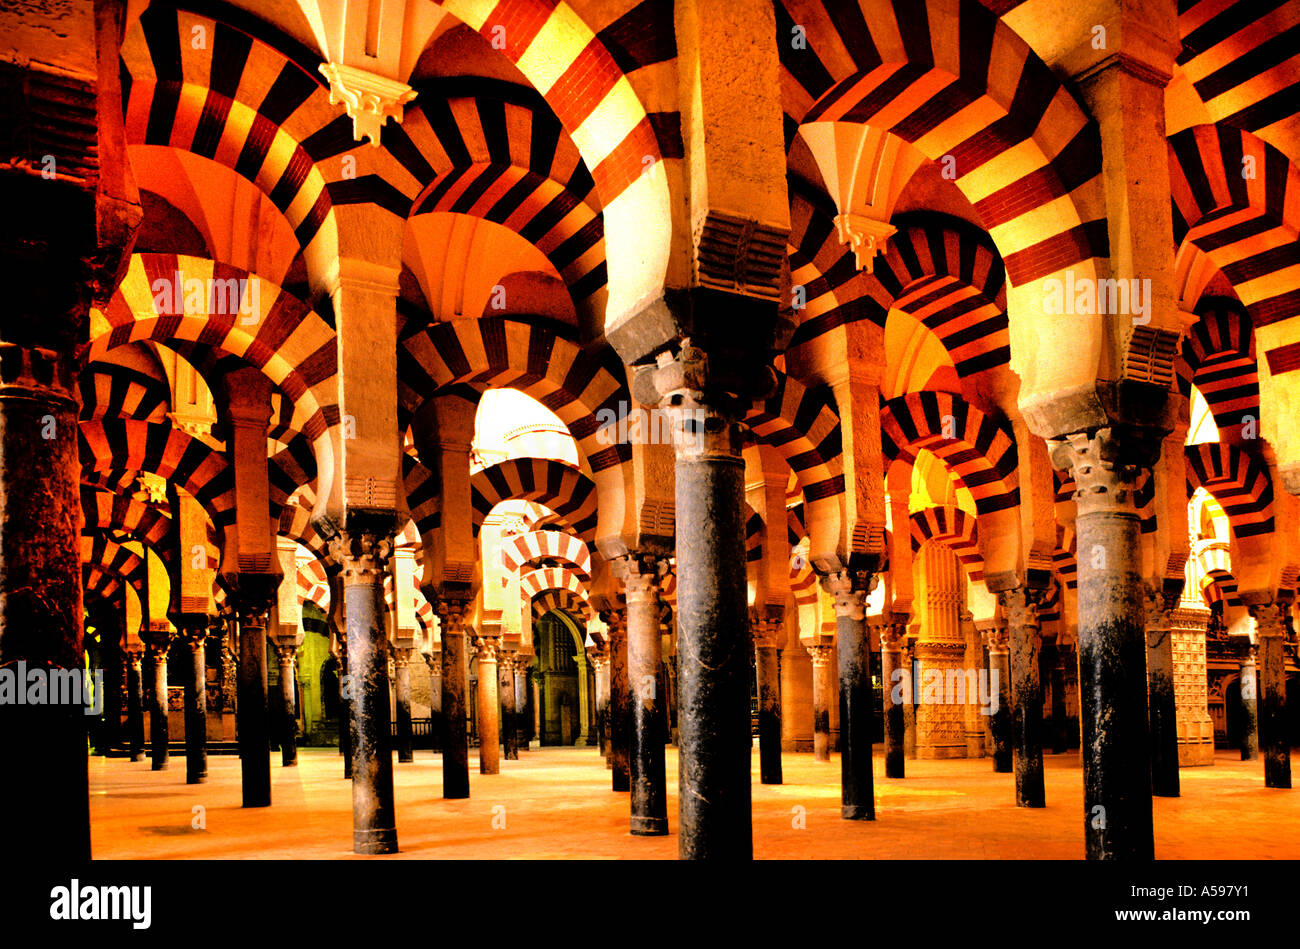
[318,62,417,147]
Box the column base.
[630,816,668,836]
[242,797,271,808]
[842,805,875,821]
[186,775,207,785]
[353,828,398,854]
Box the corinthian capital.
[328,528,394,586]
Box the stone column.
[475,636,501,775]
[983,624,1012,773]
[144,633,172,771]
[0,340,92,858]
[126,646,145,762]
[331,527,398,854]
[592,651,611,759]
[336,634,352,778]
[437,600,470,798]
[232,583,275,807]
[500,653,518,760]
[1247,601,1291,789]
[997,587,1045,807]
[963,612,987,758]
[881,623,907,778]
[182,627,208,784]
[574,648,592,746]
[1238,646,1259,761]
[100,603,126,754]
[620,555,669,835]
[424,647,442,753]
[901,640,917,760]
[807,645,835,762]
[392,647,414,763]
[274,642,299,767]
[1144,586,1179,796]
[655,352,752,859]
[1049,641,1069,754]
[1050,428,1157,859]
[514,656,530,749]
[753,607,784,785]
[826,570,874,820]
[606,608,630,791]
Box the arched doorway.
[534,609,591,745]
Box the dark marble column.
[1144,587,1179,797]
[1247,601,1291,789]
[606,608,630,791]
[126,646,146,762]
[1050,428,1157,860]
[423,647,442,755]
[182,626,208,784]
[330,526,398,854]
[232,581,276,807]
[1050,640,1069,754]
[983,624,1012,773]
[997,587,1045,808]
[881,623,907,778]
[99,603,125,754]
[336,634,352,778]
[437,600,471,799]
[392,647,414,763]
[826,570,875,820]
[274,641,299,766]
[620,555,669,834]
[807,644,834,762]
[500,653,518,761]
[475,637,501,775]
[591,650,610,760]
[144,633,172,771]
[656,359,752,859]
[753,607,784,785]
[1238,647,1259,761]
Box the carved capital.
[475,637,500,663]
[806,644,834,668]
[880,622,908,651]
[273,642,298,666]
[1049,426,1160,518]
[616,553,667,603]
[329,529,393,586]
[390,646,412,670]
[1249,602,1286,639]
[318,63,417,147]
[821,568,874,620]
[997,587,1043,632]
[434,599,470,635]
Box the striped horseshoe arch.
[83,568,125,607]
[501,530,592,583]
[786,186,891,333]
[470,457,598,544]
[296,556,331,613]
[1185,443,1274,540]
[777,0,1109,289]
[431,0,671,319]
[1054,523,1077,591]
[78,419,235,530]
[80,486,174,566]
[278,495,332,567]
[1178,297,1260,436]
[879,391,1019,515]
[81,535,147,597]
[909,506,984,581]
[531,588,591,624]
[519,564,589,604]
[1168,126,1300,334]
[78,361,170,423]
[743,369,844,505]
[88,254,338,445]
[1175,2,1300,156]
[1197,539,1241,609]
[398,317,631,476]
[121,6,341,254]
[402,454,443,541]
[872,218,1009,377]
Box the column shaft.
[276,647,298,766]
[829,572,873,820]
[440,620,470,798]
[623,558,668,835]
[148,642,171,771]
[1000,589,1045,807]
[1239,653,1259,761]
[608,613,630,791]
[394,651,413,763]
[1251,605,1292,788]
[476,640,500,775]
[755,643,782,785]
[127,651,145,762]
[501,656,517,761]
[669,389,751,859]
[1145,591,1179,797]
[1053,429,1155,860]
[882,629,906,778]
[185,634,208,784]
[808,646,834,761]
[986,632,1012,773]
[237,611,271,807]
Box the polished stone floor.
[88,745,1299,859]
